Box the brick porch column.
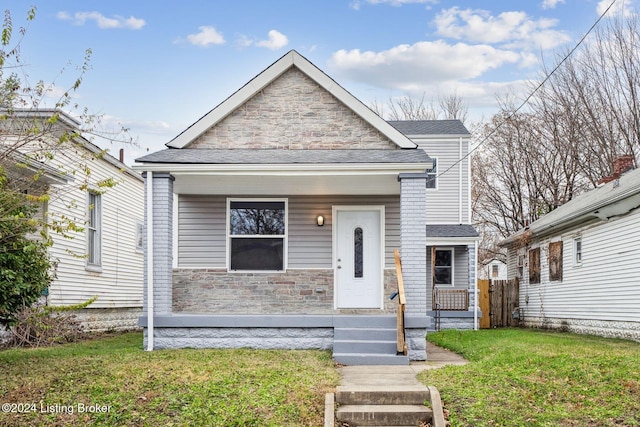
[398,173,427,360]
[143,172,175,316]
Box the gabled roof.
[389,120,470,137]
[501,166,640,246]
[166,50,417,150]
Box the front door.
[335,208,383,309]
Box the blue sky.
[2,0,630,163]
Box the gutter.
[145,172,154,351]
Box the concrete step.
[333,339,398,354]
[334,327,397,341]
[336,387,429,406]
[333,353,409,365]
[334,315,396,329]
[336,404,431,426]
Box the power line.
[437,0,619,179]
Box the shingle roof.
[136,148,431,164]
[388,120,470,136]
[501,166,640,245]
[426,224,479,238]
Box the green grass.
[0,332,340,426]
[420,328,640,427]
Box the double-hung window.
[426,158,438,189]
[87,192,102,268]
[228,199,286,271]
[434,248,453,285]
[574,237,582,265]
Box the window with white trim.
[574,237,582,265]
[426,158,438,189]
[228,199,286,271]
[434,248,453,285]
[87,192,102,268]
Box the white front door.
[335,208,383,309]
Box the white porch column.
[143,172,174,351]
[398,173,427,360]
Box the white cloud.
[597,0,633,17]
[256,30,289,50]
[57,11,145,30]
[238,30,289,50]
[328,41,521,91]
[186,26,225,47]
[541,0,565,9]
[434,7,570,50]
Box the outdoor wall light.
[316,215,325,226]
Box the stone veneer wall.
[190,68,397,150]
[522,316,640,342]
[172,268,400,314]
[72,307,142,332]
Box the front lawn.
[420,328,640,426]
[0,332,340,426]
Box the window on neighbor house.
[528,247,541,284]
[491,264,499,278]
[574,237,582,265]
[228,200,286,271]
[87,192,102,268]
[426,158,438,189]
[434,248,453,285]
[517,254,525,278]
[548,241,563,282]
[135,222,144,252]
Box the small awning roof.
[426,224,479,245]
[136,148,430,165]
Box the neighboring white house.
[2,110,144,331]
[478,258,507,281]
[134,50,478,364]
[500,155,640,341]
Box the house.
[500,155,640,341]
[478,258,507,280]
[1,110,145,331]
[134,50,477,363]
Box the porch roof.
[135,148,430,165]
[426,224,479,245]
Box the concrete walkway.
[338,342,468,387]
[330,343,468,426]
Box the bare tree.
[473,13,640,262]
[371,92,468,122]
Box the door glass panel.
[354,227,363,278]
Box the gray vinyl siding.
[518,208,640,323]
[177,194,400,269]
[414,137,470,223]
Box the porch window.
[87,192,102,269]
[426,158,438,189]
[434,248,453,285]
[228,200,286,271]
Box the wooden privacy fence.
[478,279,520,328]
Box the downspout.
[146,171,154,351]
[459,137,463,223]
[474,241,479,330]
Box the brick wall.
[190,68,397,150]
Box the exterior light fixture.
[316,215,325,226]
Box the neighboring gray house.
[134,50,477,364]
[500,156,640,341]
